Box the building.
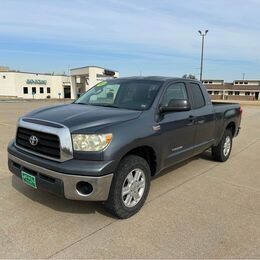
[70,66,119,99]
[0,66,119,99]
[202,79,260,101]
[0,68,70,99]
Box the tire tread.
[105,155,151,219]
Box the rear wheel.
[105,155,151,219]
[212,129,233,162]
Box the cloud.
[1,0,260,80]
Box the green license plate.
[21,171,37,189]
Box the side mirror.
[160,99,191,113]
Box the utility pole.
[242,73,245,80]
[198,30,209,81]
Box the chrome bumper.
[8,153,113,201]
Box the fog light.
[76,181,93,196]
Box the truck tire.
[105,155,151,219]
[212,129,233,162]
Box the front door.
[188,82,215,154]
[159,82,196,168]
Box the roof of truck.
[113,76,200,82]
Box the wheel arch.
[226,121,236,137]
[120,145,158,176]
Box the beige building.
[203,79,260,101]
[70,66,119,99]
[0,68,70,99]
[0,66,119,99]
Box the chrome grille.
[16,127,60,159]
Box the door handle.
[197,119,205,124]
[186,115,196,126]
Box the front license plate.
[21,171,37,189]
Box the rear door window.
[189,83,205,109]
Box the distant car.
[8,77,242,218]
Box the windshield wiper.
[75,102,88,105]
[91,103,119,108]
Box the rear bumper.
[8,153,113,201]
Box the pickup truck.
[8,77,242,218]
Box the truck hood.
[25,103,142,131]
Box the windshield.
[75,79,162,110]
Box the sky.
[1,0,260,81]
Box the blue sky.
[1,0,260,81]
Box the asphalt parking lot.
[0,100,259,258]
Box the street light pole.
[198,30,208,81]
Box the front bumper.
[8,153,113,201]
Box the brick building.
[202,80,260,101]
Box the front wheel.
[105,155,151,219]
[212,129,233,162]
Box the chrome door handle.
[197,119,205,124]
[186,115,196,126]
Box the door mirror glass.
[160,99,191,113]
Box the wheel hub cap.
[122,168,146,208]
[223,136,231,157]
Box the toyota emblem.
[29,135,38,146]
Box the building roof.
[203,79,224,82]
[70,66,119,72]
[0,70,68,76]
[0,66,9,72]
[234,80,260,82]
[0,65,69,76]
[206,83,260,91]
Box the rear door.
[187,82,215,154]
[158,81,196,168]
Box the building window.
[244,82,248,84]
[32,87,36,94]
[235,81,238,84]
[209,81,213,84]
[228,91,233,95]
[23,87,28,94]
[208,91,212,95]
[214,91,219,95]
[245,92,250,95]
[235,91,240,95]
[40,87,44,94]
[47,87,51,93]
[3,75,6,79]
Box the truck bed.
[212,101,239,106]
[212,101,240,112]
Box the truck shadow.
[11,176,116,219]
[11,150,213,218]
[153,150,213,180]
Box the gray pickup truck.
[8,77,242,218]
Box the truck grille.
[16,127,60,159]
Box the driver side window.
[161,82,188,107]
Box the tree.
[182,74,197,79]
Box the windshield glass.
[75,79,162,110]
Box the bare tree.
[182,74,197,79]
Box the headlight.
[72,133,113,152]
